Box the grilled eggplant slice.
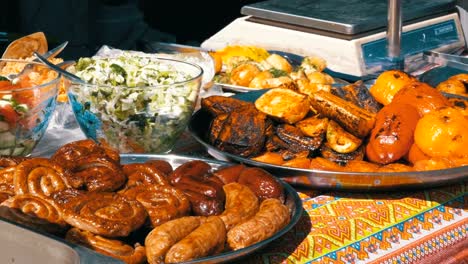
[326,120,362,154]
[320,143,365,165]
[276,124,324,153]
[255,88,310,124]
[308,90,376,138]
[210,106,268,157]
[265,134,289,152]
[331,81,382,113]
[201,96,253,116]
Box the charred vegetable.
[308,90,376,138]
[201,96,253,116]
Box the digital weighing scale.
[201,0,466,80]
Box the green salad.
[69,53,202,153]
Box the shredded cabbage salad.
[69,53,201,153]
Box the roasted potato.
[261,76,297,90]
[289,69,308,82]
[295,115,329,138]
[326,120,362,154]
[301,72,334,95]
[261,54,293,73]
[229,63,261,87]
[255,88,310,124]
[248,70,274,88]
[224,56,252,72]
[300,56,327,74]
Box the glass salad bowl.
[66,55,203,153]
[0,59,60,156]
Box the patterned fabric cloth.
[241,183,468,264]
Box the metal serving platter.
[214,50,348,93]
[0,154,303,264]
[188,90,468,191]
[0,219,122,264]
[419,66,467,89]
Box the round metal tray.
[188,90,468,190]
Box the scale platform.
[201,0,466,80]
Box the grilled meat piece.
[210,106,268,157]
[201,96,254,116]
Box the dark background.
[1,0,466,60]
[0,0,262,60]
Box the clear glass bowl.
[67,57,203,153]
[0,59,60,156]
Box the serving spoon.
[33,51,85,84]
[6,41,69,81]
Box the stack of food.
[211,45,336,92]
[0,139,292,263]
[201,69,468,172]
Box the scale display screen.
[362,19,461,70]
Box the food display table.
[34,120,468,264]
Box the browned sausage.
[165,216,226,263]
[366,102,420,164]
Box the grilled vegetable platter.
[189,70,468,190]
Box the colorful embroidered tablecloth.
[240,183,467,264]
